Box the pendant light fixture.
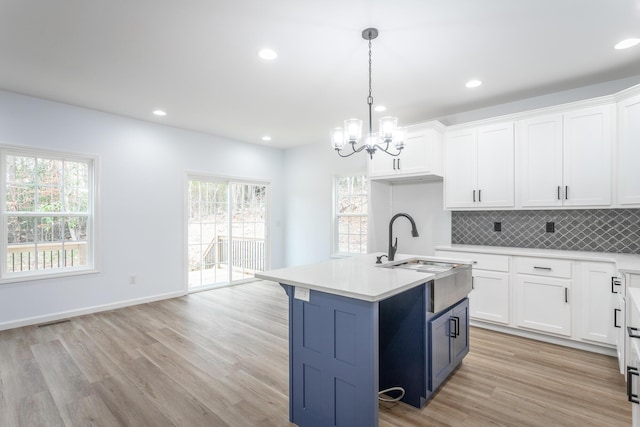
[331,28,406,159]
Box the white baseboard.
[470,320,616,357]
[0,290,186,332]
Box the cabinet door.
[470,270,510,324]
[451,298,469,363]
[444,129,477,208]
[368,153,397,178]
[516,275,571,336]
[429,310,454,391]
[396,129,433,175]
[517,115,563,207]
[617,94,640,206]
[579,262,616,345]
[476,122,514,207]
[563,105,613,206]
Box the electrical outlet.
[129,274,137,284]
[494,222,501,232]
[546,222,555,233]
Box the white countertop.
[435,244,640,274]
[255,253,470,302]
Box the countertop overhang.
[255,253,471,302]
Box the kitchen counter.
[435,244,640,274]
[256,253,470,302]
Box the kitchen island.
[256,253,472,427]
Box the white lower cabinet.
[516,274,571,336]
[471,270,510,324]
[579,262,617,345]
[435,250,510,325]
[437,247,621,351]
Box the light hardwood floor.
[0,280,631,426]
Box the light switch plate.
[294,287,310,302]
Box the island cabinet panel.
[428,298,470,393]
[285,286,379,427]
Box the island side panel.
[378,284,426,408]
[284,284,379,427]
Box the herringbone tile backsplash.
[451,209,640,254]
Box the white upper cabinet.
[444,128,477,208]
[617,93,640,207]
[444,122,514,209]
[517,115,563,207]
[368,122,444,181]
[517,104,613,208]
[562,105,613,206]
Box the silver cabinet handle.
[564,287,568,303]
[533,266,552,271]
[393,159,396,170]
[472,190,476,202]
[565,185,569,200]
[557,186,561,200]
[478,189,481,202]
[397,158,400,170]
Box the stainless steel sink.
[378,257,472,313]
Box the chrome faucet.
[388,213,419,261]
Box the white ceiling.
[1,0,640,149]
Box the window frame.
[0,145,98,283]
[332,174,368,257]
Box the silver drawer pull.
[533,266,552,271]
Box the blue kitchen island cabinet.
[256,254,471,427]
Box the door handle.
[628,326,640,339]
[533,266,552,271]
[393,159,396,170]
[564,287,568,303]
[612,277,622,294]
[472,190,476,202]
[628,366,640,404]
[449,317,457,338]
[615,309,621,328]
[557,185,561,200]
[478,189,481,202]
[453,316,460,337]
[565,185,568,200]
[397,158,400,170]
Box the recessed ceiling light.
[153,110,167,116]
[615,38,640,50]
[375,105,387,112]
[465,80,482,88]
[258,48,278,60]
[262,136,272,141]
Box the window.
[1,148,95,281]
[334,175,368,255]
[187,176,268,290]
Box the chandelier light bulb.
[330,128,345,149]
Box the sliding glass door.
[187,177,268,290]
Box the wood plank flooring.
[0,280,631,426]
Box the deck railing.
[7,242,86,272]
[202,235,265,273]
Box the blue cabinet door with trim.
[284,285,379,427]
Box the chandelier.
[331,28,406,159]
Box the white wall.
[283,143,366,266]
[0,90,285,329]
[385,181,451,256]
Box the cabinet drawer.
[436,250,510,272]
[516,257,572,278]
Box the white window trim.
[0,145,99,284]
[332,174,368,257]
